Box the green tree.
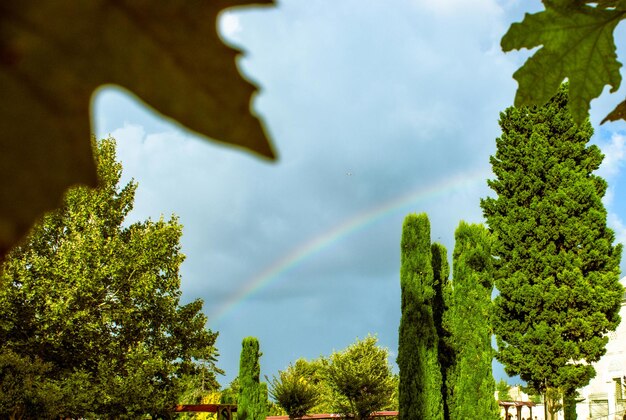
[563,390,578,420]
[220,377,241,406]
[0,350,69,419]
[277,357,337,415]
[323,335,395,420]
[0,138,221,418]
[268,361,320,419]
[445,222,499,420]
[481,85,623,420]
[431,242,452,420]
[238,337,268,420]
[397,213,443,420]
[496,379,512,402]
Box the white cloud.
[413,0,502,17]
[604,186,615,207]
[608,212,626,248]
[598,133,626,179]
[219,12,243,40]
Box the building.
[576,277,626,420]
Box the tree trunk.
[563,390,578,420]
[545,387,563,420]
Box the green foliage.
[431,242,452,420]
[0,1,276,263]
[503,1,626,125]
[481,86,623,399]
[445,222,499,420]
[221,377,241,405]
[496,379,512,402]
[323,335,396,420]
[563,390,578,420]
[546,387,564,419]
[178,357,225,408]
[0,350,68,419]
[279,358,338,415]
[238,337,268,420]
[0,138,221,418]
[529,393,543,404]
[268,361,320,419]
[397,213,443,420]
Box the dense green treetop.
[266,337,398,418]
[267,360,320,419]
[323,335,396,420]
[0,138,221,418]
[481,85,623,396]
[269,357,343,416]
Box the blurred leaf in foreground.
[0,0,275,259]
[501,1,623,124]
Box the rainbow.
[207,167,490,325]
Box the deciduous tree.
[0,138,221,418]
[268,361,320,419]
[323,335,395,420]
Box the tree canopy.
[267,361,320,419]
[0,138,221,418]
[481,85,623,416]
[323,335,396,420]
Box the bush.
[323,335,395,420]
[268,361,319,419]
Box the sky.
[93,0,626,387]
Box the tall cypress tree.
[431,243,452,420]
[445,222,499,420]
[238,337,267,420]
[397,213,443,420]
[481,85,623,419]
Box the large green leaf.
[501,2,623,124]
[0,0,275,259]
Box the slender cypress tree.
[238,337,267,420]
[397,213,443,420]
[481,85,623,419]
[445,222,500,420]
[431,243,452,420]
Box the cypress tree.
[445,222,499,420]
[397,213,443,420]
[431,243,452,420]
[238,337,267,420]
[481,84,623,419]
